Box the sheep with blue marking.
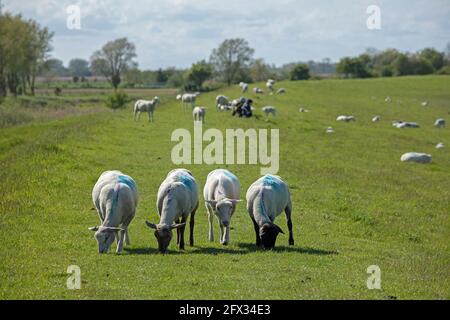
[90,171,138,254]
[145,169,199,253]
[204,169,241,246]
[246,175,294,250]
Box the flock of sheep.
[90,169,294,254]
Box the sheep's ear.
[145,221,157,230]
[89,226,99,232]
[206,200,218,206]
[275,225,285,234]
[170,223,186,230]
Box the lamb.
[253,87,264,94]
[392,121,420,128]
[436,142,445,149]
[193,106,207,123]
[385,97,392,103]
[262,106,277,118]
[134,97,160,122]
[145,169,199,253]
[204,169,241,245]
[336,115,356,122]
[276,88,286,95]
[434,118,446,128]
[326,127,335,134]
[421,101,429,107]
[372,115,381,122]
[90,171,138,254]
[299,108,310,113]
[401,152,432,164]
[239,82,248,93]
[180,93,200,112]
[246,175,294,250]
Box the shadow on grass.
[236,243,338,255]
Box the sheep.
[436,142,445,149]
[216,95,230,108]
[421,101,429,107]
[266,81,274,92]
[180,93,200,111]
[262,106,277,119]
[204,169,241,245]
[372,115,381,122]
[385,97,392,103]
[134,97,160,122]
[299,108,310,113]
[193,106,207,123]
[434,118,446,128]
[246,175,294,250]
[145,169,199,253]
[326,127,335,134]
[90,171,138,254]
[176,94,182,100]
[239,82,248,93]
[253,87,264,94]
[392,121,420,129]
[336,115,356,122]
[276,88,286,95]
[401,152,432,164]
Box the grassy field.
[0,76,449,300]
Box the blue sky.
[4,0,450,69]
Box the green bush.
[105,91,129,110]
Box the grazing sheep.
[246,175,294,250]
[421,101,429,107]
[180,93,200,111]
[385,97,392,103]
[145,169,199,253]
[176,94,182,100]
[326,127,335,134]
[217,104,233,112]
[90,171,138,254]
[299,108,310,113]
[262,106,277,119]
[434,118,446,128]
[393,121,420,129]
[216,95,230,107]
[372,115,381,122]
[253,87,264,94]
[336,115,356,122]
[193,106,207,123]
[266,81,274,92]
[401,152,432,164]
[276,88,286,95]
[239,82,249,93]
[204,169,241,245]
[134,97,160,122]
[436,142,445,149]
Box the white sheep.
[90,171,138,254]
[253,87,264,94]
[239,82,249,93]
[276,88,286,95]
[336,115,356,122]
[266,81,274,92]
[180,93,200,112]
[216,95,230,108]
[246,175,294,249]
[299,108,310,113]
[401,152,432,164]
[421,101,429,107]
[262,106,277,118]
[204,169,241,245]
[385,97,392,103]
[145,169,199,253]
[436,142,445,149]
[434,118,446,128]
[393,121,420,129]
[372,115,381,122]
[326,127,335,134]
[193,106,207,123]
[134,97,160,122]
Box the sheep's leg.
[218,220,224,244]
[179,216,187,250]
[175,218,181,247]
[222,225,230,246]
[189,204,197,247]
[285,204,294,246]
[148,111,152,122]
[251,216,262,248]
[206,205,214,242]
[116,230,125,254]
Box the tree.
[210,38,254,86]
[68,58,90,77]
[90,38,137,89]
[290,64,310,80]
[250,59,271,82]
[419,48,444,71]
[185,60,213,91]
[336,57,371,78]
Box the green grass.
[0,76,449,299]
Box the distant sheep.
[401,152,432,164]
[134,97,160,122]
[262,106,277,118]
[436,142,445,149]
[299,108,310,113]
[336,115,356,122]
[239,82,248,93]
[372,115,381,122]
[253,87,264,94]
[90,171,138,254]
[385,97,392,103]
[421,101,429,107]
[246,175,294,250]
[326,127,335,134]
[276,88,286,95]
[393,121,420,129]
[180,93,200,111]
[266,80,275,92]
[434,118,446,128]
[193,106,207,123]
[216,95,230,107]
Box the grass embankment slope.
[0,76,449,299]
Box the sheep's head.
[259,223,284,250]
[145,221,185,253]
[206,199,241,227]
[89,226,121,254]
[153,96,160,104]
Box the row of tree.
[0,12,52,96]
[336,46,450,78]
